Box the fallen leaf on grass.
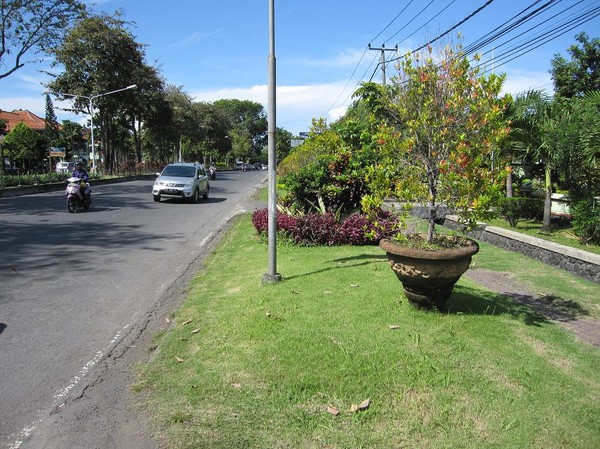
[265,311,271,317]
[182,319,192,325]
[175,356,184,363]
[191,328,201,334]
[231,383,242,389]
[326,405,340,416]
[388,325,400,330]
[349,398,371,412]
[350,284,359,288]
[165,317,171,323]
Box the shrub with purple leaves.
[337,210,403,245]
[251,208,298,236]
[337,213,374,245]
[252,207,402,246]
[293,213,339,246]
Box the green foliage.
[2,122,44,163]
[360,41,510,242]
[551,32,600,98]
[279,112,388,218]
[571,199,600,245]
[497,197,544,227]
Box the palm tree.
[507,90,557,231]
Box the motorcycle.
[208,167,216,180]
[65,176,92,213]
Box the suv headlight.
[185,179,195,188]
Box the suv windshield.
[162,166,196,177]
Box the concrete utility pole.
[368,43,398,85]
[262,0,282,284]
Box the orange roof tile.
[0,109,60,133]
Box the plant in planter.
[359,41,511,309]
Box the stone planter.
[380,235,479,310]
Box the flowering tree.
[361,42,510,244]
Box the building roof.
[0,109,59,133]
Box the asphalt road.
[0,170,267,449]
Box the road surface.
[0,170,266,448]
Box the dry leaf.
[182,319,192,325]
[349,398,371,413]
[358,398,371,410]
[265,311,272,317]
[231,383,242,389]
[388,325,400,330]
[10,266,18,273]
[326,405,340,416]
[324,291,333,295]
[350,284,359,288]
[292,290,300,295]
[175,356,184,363]
[191,328,201,334]
[165,317,171,323]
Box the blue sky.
[1,0,598,135]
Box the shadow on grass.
[283,253,388,281]
[447,284,589,327]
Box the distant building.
[0,109,60,133]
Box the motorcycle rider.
[72,161,90,199]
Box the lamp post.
[60,84,137,171]
[262,0,282,283]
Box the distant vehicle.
[152,162,210,203]
[56,161,76,174]
[3,163,20,175]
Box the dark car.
[3,163,20,175]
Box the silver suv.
[152,162,210,203]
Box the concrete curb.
[443,215,599,284]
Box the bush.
[251,208,298,237]
[498,197,522,227]
[252,208,403,246]
[498,197,544,226]
[571,199,600,244]
[337,210,402,245]
[294,213,339,246]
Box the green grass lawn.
[134,214,600,449]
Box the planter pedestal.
[380,236,479,310]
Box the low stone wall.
[443,215,600,284]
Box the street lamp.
[262,0,282,283]
[60,84,137,171]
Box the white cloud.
[502,68,554,96]
[190,81,353,135]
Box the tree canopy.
[551,32,600,98]
[0,0,86,79]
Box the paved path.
[465,268,600,347]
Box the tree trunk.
[506,167,513,197]
[542,165,552,231]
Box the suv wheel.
[191,188,200,203]
[153,194,161,202]
[202,186,209,200]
